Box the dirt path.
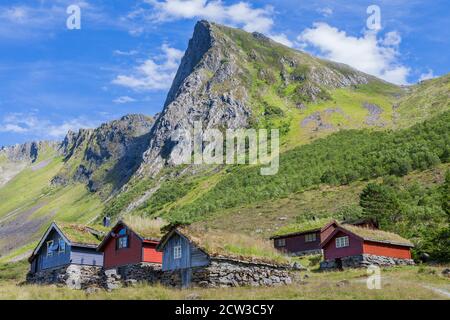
[422,285,450,298]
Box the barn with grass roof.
[320,224,414,269]
[27,222,105,289]
[157,225,293,288]
[270,219,339,256]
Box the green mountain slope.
[0,152,103,260]
[133,110,449,223]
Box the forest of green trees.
[168,111,449,223]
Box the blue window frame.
[58,239,66,254]
[116,227,129,249]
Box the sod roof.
[271,218,335,238]
[342,225,414,246]
[57,223,104,246]
[166,225,292,266]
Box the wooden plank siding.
[70,247,103,267]
[142,242,163,264]
[102,229,142,269]
[322,230,364,261]
[363,241,412,259]
[36,229,71,272]
[161,233,209,271]
[32,227,103,272]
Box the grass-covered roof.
[57,223,104,246]
[122,216,165,240]
[175,225,291,266]
[343,225,413,246]
[272,218,333,238]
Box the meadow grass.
[0,265,448,300]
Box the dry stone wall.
[161,258,292,288]
[26,264,103,290]
[26,259,293,290]
[320,254,415,270]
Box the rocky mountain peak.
[0,141,57,163]
[164,20,215,107]
[53,114,155,194]
[135,20,381,177]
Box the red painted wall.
[363,241,412,259]
[322,231,363,260]
[275,231,321,253]
[103,230,143,269]
[274,223,339,254]
[142,242,163,264]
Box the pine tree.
[359,183,401,228]
[443,170,450,218]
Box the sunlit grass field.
[0,261,448,300]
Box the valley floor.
[0,262,449,300]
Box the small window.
[305,233,317,243]
[174,245,182,259]
[47,240,54,257]
[336,236,349,248]
[275,239,286,247]
[118,227,127,236]
[117,236,129,249]
[58,239,66,254]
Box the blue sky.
[0,0,449,146]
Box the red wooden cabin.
[270,221,338,256]
[98,221,162,269]
[320,224,413,268]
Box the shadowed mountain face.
[52,114,155,196]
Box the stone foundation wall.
[26,260,293,290]
[161,258,292,288]
[291,249,322,257]
[320,254,415,270]
[117,262,162,286]
[26,264,103,290]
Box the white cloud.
[146,0,274,33]
[317,7,333,17]
[297,23,410,85]
[112,44,184,91]
[268,33,293,48]
[132,1,292,47]
[113,96,137,104]
[0,123,28,133]
[114,50,139,56]
[0,113,99,139]
[418,69,436,82]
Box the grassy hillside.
[213,24,406,150]
[155,110,449,223]
[0,151,104,260]
[195,164,449,238]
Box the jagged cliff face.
[0,141,58,187]
[0,141,57,163]
[137,21,379,177]
[53,114,154,195]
